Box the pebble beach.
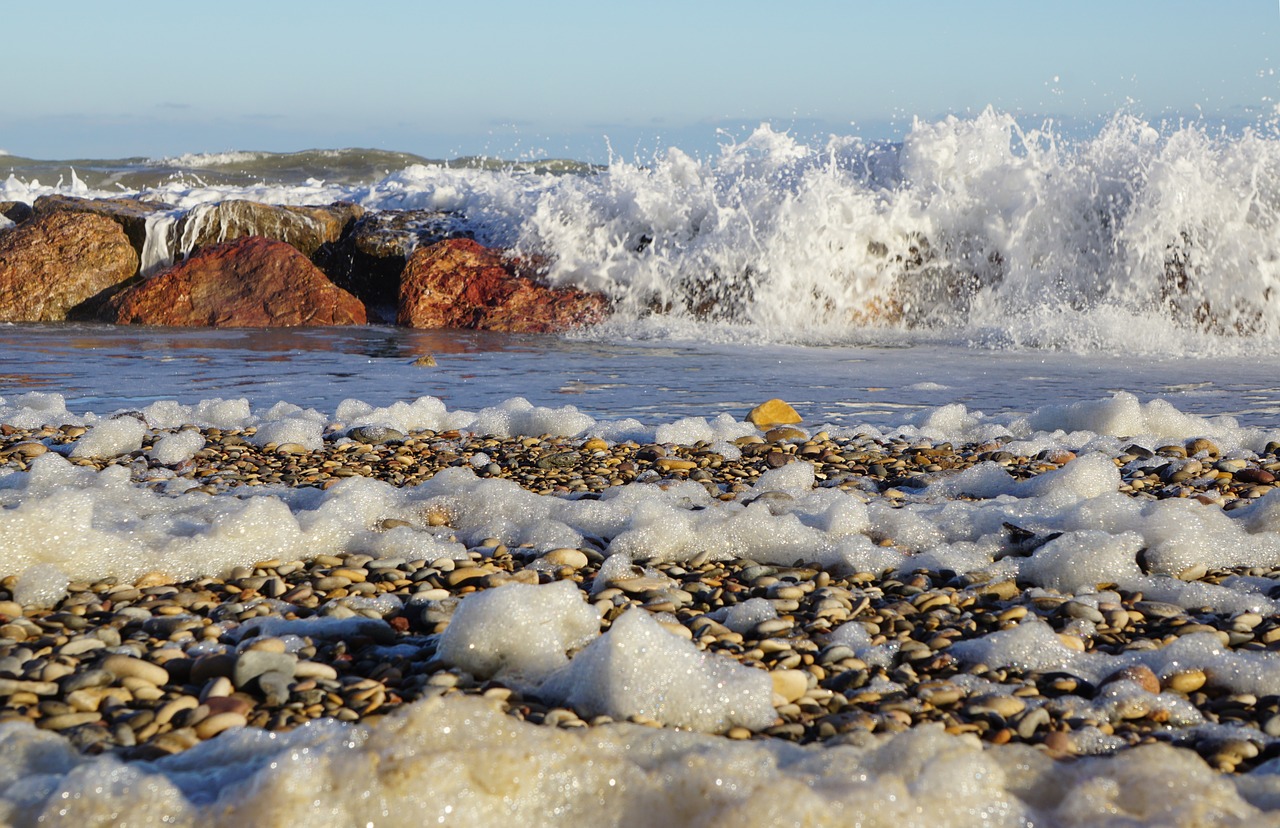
[3,415,1280,780]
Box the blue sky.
[2,0,1277,161]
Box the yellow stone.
[582,437,608,451]
[413,355,437,367]
[747,399,801,427]
[770,669,809,703]
[656,458,697,471]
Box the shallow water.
[6,323,1280,430]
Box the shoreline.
[1,423,1278,773]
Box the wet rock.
[0,202,33,225]
[317,209,470,311]
[108,236,366,327]
[0,211,140,321]
[33,194,175,256]
[398,238,609,333]
[177,200,363,259]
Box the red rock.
[108,236,366,327]
[398,238,608,333]
[0,211,140,321]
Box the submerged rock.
[108,236,366,327]
[398,238,609,333]
[0,211,139,321]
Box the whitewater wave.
[5,110,1280,352]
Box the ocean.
[5,109,1280,825]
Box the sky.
[2,0,1277,162]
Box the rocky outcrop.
[316,210,470,311]
[33,194,174,257]
[177,201,364,259]
[0,211,140,321]
[398,238,608,333]
[108,236,366,327]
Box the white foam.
[68,416,145,458]
[539,608,777,732]
[436,580,601,684]
[149,429,205,465]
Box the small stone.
[1163,668,1207,694]
[770,669,809,704]
[232,650,297,689]
[655,458,697,472]
[101,654,170,687]
[1101,665,1160,695]
[1185,438,1220,457]
[747,399,802,428]
[348,426,406,445]
[412,355,437,367]
[194,712,247,740]
[539,549,589,569]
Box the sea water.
[6,111,1280,824]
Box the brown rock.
[747,399,802,427]
[33,194,174,256]
[0,211,140,321]
[398,238,608,333]
[177,200,363,259]
[108,236,366,327]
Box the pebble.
[101,655,170,687]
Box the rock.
[317,209,470,311]
[33,194,175,256]
[1185,438,1219,458]
[177,200,363,259]
[348,425,406,444]
[398,238,609,333]
[1236,467,1277,485]
[194,711,247,739]
[538,548,589,569]
[101,654,171,687]
[0,211,140,321]
[108,236,366,327]
[770,669,809,704]
[747,399,802,428]
[0,202,33,224]
[1163,669,1207,694]
[1101,664,1161,695]
[232,650,297,689]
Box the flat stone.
[539,549,589,569]
[101,654,170,687]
